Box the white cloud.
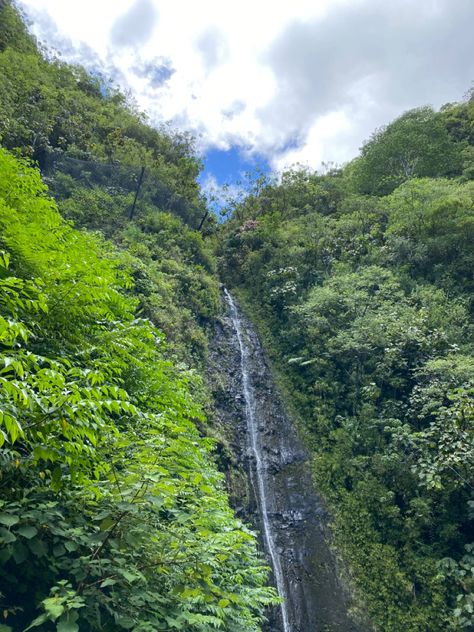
[271,110,352,171]
[19,0,474,172]
[109,0,158,48]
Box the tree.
[352,107,463,195]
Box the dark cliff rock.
[207,290,362,632]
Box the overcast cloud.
[110,0,158,48]
[19,0,474,171]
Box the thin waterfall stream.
[211,289,360,632]
[224,288,291,632]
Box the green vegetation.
[1,2,473,630]
[220,98,474,630]
[0,0,221,365]
[0,4,277,630]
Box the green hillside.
[220,97,474,630]
[1,1,473,631]
[0,4,276,631]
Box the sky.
[18,0,474,193]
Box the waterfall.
[224,289,291,632]
[217,289,358,631]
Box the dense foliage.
[2,2,473,630]
[0,4,277,630]
[220,98,474,630]
[0,0,221,364]
[0,0,206,224]
[0,144,276,632]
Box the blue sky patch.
[198,146,272,215]
[199,146,270,187]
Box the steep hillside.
[220,100,474,631]
[0,4,278,631]
[0,0,219,363]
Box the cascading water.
[224,288,291,632]
[213,289,360,632]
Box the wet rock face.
[207,291,361,632]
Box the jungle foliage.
[2,2,474,630]
[220,96,474,630]
[0,0,221,364]
[0,4,278,631]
